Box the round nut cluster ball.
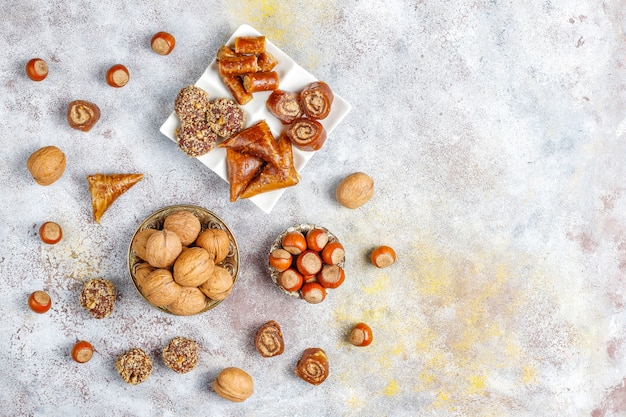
[162,336,200,374]
[131,209,234,315]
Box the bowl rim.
[128,204,239,315]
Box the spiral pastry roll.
[254,320,285,357]
[285,118,327,151]
[300,81,334,120]
[295,347,329,385]
[267,90,302,124]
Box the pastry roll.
[221,76,253,106]
[257,51,278,72]
[234,36,265,54]
[218,55,259,76]
[300,81,334,120]
[285,118,327,151]
[242,71,279,93]
[266,90,302,124]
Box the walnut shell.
[167,286,207,316]
[163,210,201,246]
[173,247,215,287]
[145,229,182,268]
[134,262,155,289]
[131,228,159,260]
[199,266,233,301]
[213,367,254,402]
[196,228,230,263]
[26,146,67,186]
[335,172,374,209]
[142,269,182,306]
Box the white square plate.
[159,24,352,214]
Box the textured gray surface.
[2,1,626,416]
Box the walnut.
[199,266,233,301]
[26,146,67,186]
[213,367,254,402]
[335,172,374,209]
[173,247,214,287]
[196,228,230,263]
[167,286,207,316]
[134,262,155,289]
[145,229,182,268]
[163,210,201,246]
[142,269,182,306]
[131,228,158,260]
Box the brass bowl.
[269,223,343,299]
[128,205,239,315]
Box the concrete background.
[2,1,626,416]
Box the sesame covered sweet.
[175,124,217,157]
[79,278,116,319]
[162,336,199,374]
[174,85,210,125]
[116,348,153,385]
[206,98,245,138]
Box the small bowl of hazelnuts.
[268,224,345,304]
[128,205,239,315]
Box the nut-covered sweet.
[142,269,182,306]
[79,278,116,319]
[335,172,374,209]
[198,266,233,301]
[131,228,159,260]
[295,347,329,385]
[195,228,230,263]
[27,146,66,186]
[255,320,284,357]
[116,348,153,385]
[162,336,199,374]
[167,286,207,316]
[163,210,201,246]
[145,229,182,268]
[213,367,254,402]
[173,247,214,287]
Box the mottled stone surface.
[2,1,626,416]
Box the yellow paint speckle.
[521,365,537,384]
[382,379,400,396]
[362,273,389,295]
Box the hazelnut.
[163,210,201,246]
[131,228,158,260]
[199,266,233,301]
[173,247,214,287]
[26,146,66,186]
[145,229,182,268]
[142,269,182,306]
[167,286,207,316]
[196,228,230,263]
[335,172,374,209]
[213,367,254,402]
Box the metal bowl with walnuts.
[128,205,239,315]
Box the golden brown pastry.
[225,149,264,202]
[219,120,281,167]
[240,134,299,199]
[86,173,143,223]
